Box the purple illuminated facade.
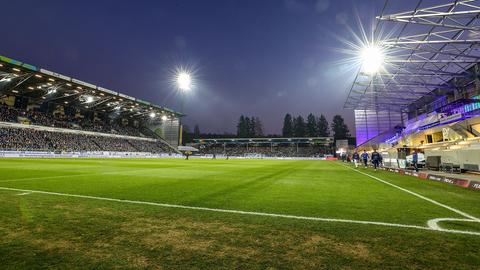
[354,110,404,146]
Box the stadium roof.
[345,0,480,113]
[0,54,184,119]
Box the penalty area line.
[0,186,479,236]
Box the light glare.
[177,72,192,91]
[360,45,384,74]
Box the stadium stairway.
[140,127,181,154]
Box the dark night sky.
[1,0,419,135]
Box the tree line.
[281,113,350,140]
[182,113,350,144]
[236,115,264,137]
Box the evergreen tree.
[245,116,252,137]
[193,124,201,139]
[282,113,294,137]
[331,115,350,140]
[237,115,247,137]
[293,115,306,137]
[249,116,256,137]
[254,117,264,137]
[306,113,317,137]
[317,114,330,137]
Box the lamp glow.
[149,112,156,118]
[161,115,168,121]
[177,72,192,91]
[360,45,384,75]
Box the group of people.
[347,149,419,172]
[198,144,330,158]
[0,127,171,153]
[0,104,144,137]
[349,150,383,171]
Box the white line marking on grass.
[427,218,480,235]
[0,186,479,236]
[339,163,480,222]
[16,192,31,196]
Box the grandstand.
[346,1,480,174]
[193,137,334,158]
[0,55,182,156]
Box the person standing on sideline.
[352,151,360,168]
[361,150,369,168]
[371,150,381,171]
[412,150,418,172]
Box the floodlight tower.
[175,71,193,146]
[176,71,192,112]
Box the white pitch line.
[339,163,480,222]
[0,186,480,236]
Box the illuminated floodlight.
[149,112,156,118]
[85,96,94,103]
[177,72,192,91]
[161,115,168,121]
[360,45,384,75]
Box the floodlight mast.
[175,70,193,147]
[175,71,193,113]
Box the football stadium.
[1,1,480,269]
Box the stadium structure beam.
[377,0,480,31]
[345,0,480,111]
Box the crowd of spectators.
[0,104,145,137]
[0,128,50,151]
[0,127,170,153]
[0,105,19,122]
[198,144,330,158]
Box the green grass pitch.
[0,158,479,269]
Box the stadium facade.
[193,137,334,158]
[0,54,183,155]
[345,0,480,172]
